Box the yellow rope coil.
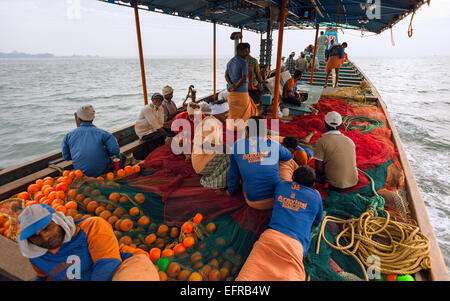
[316,207,431,280]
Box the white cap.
[210,102,229,115]
[76,104,95,121]
[162,85,174,96]
[325,111,342,127]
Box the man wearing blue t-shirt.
[227,116,293,210]
[236,166,323,281]
[62,105,124,177]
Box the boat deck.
[0,60,448,281]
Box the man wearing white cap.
[192,100,230,189]
[314,111,358,191]
[62,105,122,177]
[18,204,159,281]
[162,85,178,129]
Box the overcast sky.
[1,0,449,59]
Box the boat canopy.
[99,0,428,34]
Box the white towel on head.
[18,211,77,259]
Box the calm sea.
[0,57,449,273]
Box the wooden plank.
[350,59,449,281]
[0,235,35,281]
[0,139,146,201]
[0,124,138,187]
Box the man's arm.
[81,217,124,281]
[313,193,324,226]
[61,135,72,161]
[103,132,120,157]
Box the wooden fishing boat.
[1,0,448,281]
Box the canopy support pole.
[271,0,287,119]
[213,21,217,100]
[134,1,148,105]
[309,24,320,85]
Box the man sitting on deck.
[161,85,178,130]
[282,70,306,107]
[135,93,175,160]
[225,42,257,127]
[314,111,358,192]
[281,135,315,166]
[227,116,293,210]
[236,166,323,281]
[18,204,159,281]
[191,100,230,189]
[62,104,125,178]
[324,42,348,88]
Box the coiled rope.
[341,98,386,134]
[315,206,432,281]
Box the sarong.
[325,55,343,72]
[227,91,258,130]
[112,254,160,281]
[235,229,305,281]
[199,154,230,189]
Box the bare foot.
[300,131,317,144]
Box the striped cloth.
[199,154,230,189]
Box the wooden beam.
[271,0,287,119]
[134,1,149,105]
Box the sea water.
[0,57,449,274]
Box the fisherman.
[225,42,258,126]
[317,31,329,63]
[227,116,293,210]
[314,111,358,192]
[17,204,159,281]
[304,44,314,54]
[285,52,296,75]
[295,52,309,74]
[62,104,125,178]
[134,93,175,160]
[170,102,205,161]
[282,70,305,107]
[235,166,323,281]
[324,42,348,88]
[161,85,178,129]
[246,48,263,105]
[191,98,230,189]
[281,135,315,166]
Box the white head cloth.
[18,204,77,259]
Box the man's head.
[290,52,295,57]
[294,70,303,80]
[324,111,343,131]
[76,104,95,123]
[210,102,229,123]
[282,136,298,153]
[245,116,267,138]
[162,85,174,100]
[293,166,316,187]
[151,92,164,107]
[236,43,250,58]
[341,42,348,48]
[301,52,305,58]
[18,204,66,250]
[187,102,201,122]
[320,31,324,35]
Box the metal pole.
[213,22,217,100]
[134,1,148,105]
[309,24,320,85]
[272,0,287,119]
